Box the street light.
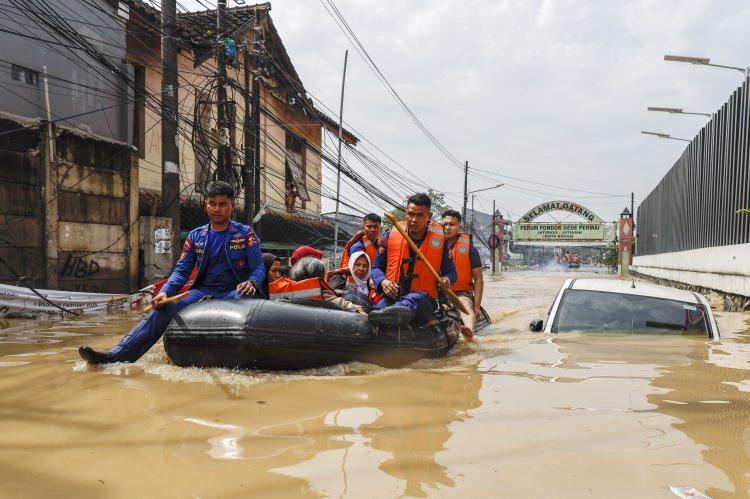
[647,106,711,117]
[468,183,505,196]
[641,130,691,142]
[664,54,749,77]
[466,183,504,235]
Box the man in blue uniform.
[79,181,265,364]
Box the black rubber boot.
[78,346,116,365]
[368,306,414,327]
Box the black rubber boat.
[164,299,461,370]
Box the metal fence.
[637,78,750,256]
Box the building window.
[11,65,39,86]
[132,64,146,159]
[285,132,310,213]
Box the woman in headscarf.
[288,257,364,313]
[260,253,282,299]
[342,251,372,308]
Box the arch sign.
[514,200,614,243]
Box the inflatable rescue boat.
[164,299,462,370]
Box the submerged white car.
[530,278,719,339]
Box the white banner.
[0,284,150,318]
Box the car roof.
[566,278,702,304]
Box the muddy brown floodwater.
[1,269,749,498]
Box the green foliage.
[737,208,750,217]
[601,242,618,268]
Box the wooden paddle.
[143,291,190,313]
[384,212,470,315]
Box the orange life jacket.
[340,232,377,285]
[385,221,445,298]
[340,232,377,269]
[449,233,474,293]
[268,277,324,301]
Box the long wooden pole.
[383,212,470,315]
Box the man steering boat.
[368,193,457,327]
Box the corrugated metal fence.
[637,78,750,256]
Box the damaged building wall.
[0,116,139,294]
[0,117,44,286]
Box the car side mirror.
[529,319,544,332]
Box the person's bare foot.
[460,325,474,340]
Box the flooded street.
[1,270,749,498]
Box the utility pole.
[216,0,231,182]
[470,194,475,237]
[244,8,263,227]
[161,0,180,264]
[491,199,496,273]
[41,66,58,288]
[332,49,349,266]
[631,191,635,256]
[252,10,262,221]
[462,161,468,228]
[243,47,254,222]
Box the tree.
[602,242,618,270]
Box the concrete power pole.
[243,46,254,222]
[332,50,349,266]
[161,0,180,264]
[252,11,262,221]
[243,8,264,227]
[216,0,232,182]
[491,199,496,273]
[462,161,468,228]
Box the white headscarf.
[348,250,371,295]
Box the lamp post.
[647,106,710,117]
[465,183,504,235]
[664,54,749,78]
[640,131,691,142]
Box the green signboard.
[515,222,606,242]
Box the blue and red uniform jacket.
[161,220,265,296]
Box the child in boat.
[343,251,373,308]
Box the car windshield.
[553,289,709,335]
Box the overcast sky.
[185,0,750,221]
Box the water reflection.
[182,417,246,460]
[2,273,750,498]
[649,328,750,499]
[272,368,483,497]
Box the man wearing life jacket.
[441,210,484,339]
[340,213,382,269]
[369,193,457,327]
[78,181,265,364]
